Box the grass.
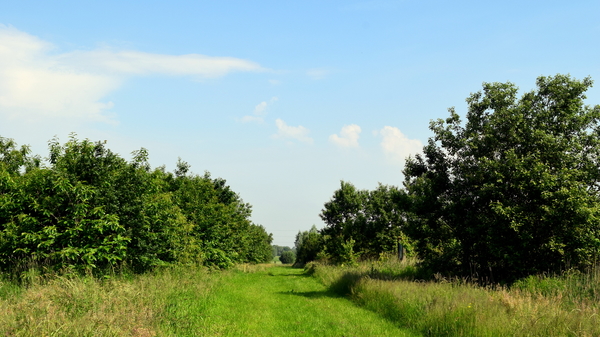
[162,264,418,336]
[0,266,217,336]
[310,258,600,336]
[0,264,417,336]
[4,258,599,336]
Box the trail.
[162,265,419,336]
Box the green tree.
[0,135,272,274]
[404,74,600,282]
[0,136,40,174]
[294,225,323,265]
[279,250,296,264]
[1,137,131,272]
[319,182,366,262]
[319,181,408,262]
[46,136,196,272]
[271,245,293,259]
[169,171,262,268]
[241,224,273,264]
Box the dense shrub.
[0,135,272,274]
[279,250,295,264]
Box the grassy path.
[161,265,419,336]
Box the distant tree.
[319,181,408,263]
[294,225,323,265]
[279,250,296,264]
[404,74,600,281]
[238,224,273,264]
[271,245,293,259]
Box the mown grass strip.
[160,265,419,336]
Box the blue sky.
[1,1,599,246]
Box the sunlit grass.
[162,265,417,336]
[0,264,417,336]
[6,258,597,337]
[0,266,216,336]
[310,259,600,336]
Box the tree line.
[295,74,600,282]
[0,135,272,274]
[272,245,295,264]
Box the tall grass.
[310,258,600,336]
[4,259,599,336]
[0,266,217,336]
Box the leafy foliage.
[0,135,272,274]
[404,74,600,281]
[319,181,408,263]
[279,250,296,264]
[271,245,293,258]
[294,225,324,265]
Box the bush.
[279,251,295,264]
[0,135,272,275]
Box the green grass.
[0,266,216,336]
[5,259,599,336]
[0,264,418,336]
[310,259,600,337]
[161,264,418,336]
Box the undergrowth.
[0,265,217,336]
[309,258,600,336]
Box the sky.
[1,1,599,247]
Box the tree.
[294,225,323,265]
[240,224,273,264]
[271,245,293,258]
[0,136,40,174]
[279,250,296,264]
[319,181,408,262]
[0,135,273,274]
[404,74,600,282]
[319,181,367,263]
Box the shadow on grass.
[276,289,343,299]
[267,266,313,278]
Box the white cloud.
[329,124,361,148]
[306,68,330,80]
[254,101,268,115]
[0,25,263,123]
[272,118,313,144]
[378,126,423,164]
[239,97,278,123]
[57,50,261,78]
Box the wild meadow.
[0,264,419,337]
[2,260,600,336]
[310,257,600,337]
[0,266,218,336]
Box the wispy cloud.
[239,97,278,123]
[306,68,330,80]
[58,50,261,78]
[254,101,268,114]
[0,25,264,123]
[378,126,423,164]
[329,124,361,148]
[272,118,313,144]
